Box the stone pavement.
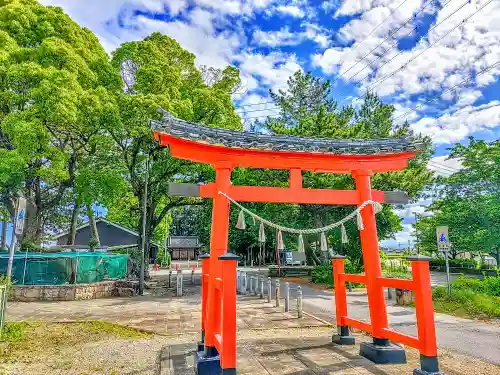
[160,328,500,375]
[5,287,326,336]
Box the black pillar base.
[413,355,446,375]
[205,346,219,358]
[198,331,205,352]
[221,368,236,375]
[332,326,355,345]
[359,339,407,364]
[196,349,221,375]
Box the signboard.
[436,226,450,252]
[14,197,26,235]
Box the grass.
[0,321,151,363]
[432,286,500,319]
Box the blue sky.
[38,0,500,248]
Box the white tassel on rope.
[235,209,246,230]
[298,234,305,253]
[259,221,266,243]
[320,232,328,252]
[341,224,349,244]
[277,230,285,250]
[372,201,383,214]
[356,211,365,230]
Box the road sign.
[436,226,450,252]
[14,197,26,235]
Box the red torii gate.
[152,111,443,375]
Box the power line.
[392,60,500,122]
[348,0,459,83]
[363,0,494,94]
[332,0,438,85]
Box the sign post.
[436,226,451,295]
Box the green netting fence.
[0,252,128,285]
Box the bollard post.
[236,271,241,294]
[348,282,353,292]
[387,287,393,300]
[249,276,254,294]
[168,270,172,288]
[260,276,264,299]
[284,282,290,312]
[254,277,258,296]
[191,269,195,285]
[177,270,183,297]
[275,279,280,307]
[297,286,303,318]
[267,277,272,303]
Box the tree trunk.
[1,220,7,249]
[67,202,80,245]
[86,202,100,248]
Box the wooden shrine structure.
[152,110,443,375]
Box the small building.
[54,219,161,262]
[167,236,200,260]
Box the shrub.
[483,276,500,297]
[451,276,485,294]
[433,284,500,318]
[156,252,171,267]
[311,259,362,287]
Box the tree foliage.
[415,139,500,264]
[0,0,121,245]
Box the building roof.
[167,236,200,249]
[151,109,425,156]
[53,219,161,247]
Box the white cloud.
[236,52,303,92]
[253,24,331,48]
[428,156,463,177]
[411,101,500,145]
[276,5,305,18]
[253,27,304,47]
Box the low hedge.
[452,275,500,297]
[432,287,500,319]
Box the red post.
[205,167,232,356]
[199,253,210,345]
[219,253,239,372]
[411,257,438,357]
[176,263,179,272]
[332,257,347,327]
[331,256,355,345]
[353,171,389,341]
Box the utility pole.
[414,212,420,255]
[139,153,149,296]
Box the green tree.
[415,139,500,264]
[108,33,242,269]
[0,0,121,246]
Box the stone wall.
[10,281,119,302]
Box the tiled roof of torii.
[151,109,425,156]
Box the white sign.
[14,197,26,235]
[436,226,450,252]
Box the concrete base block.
[197,341,204,352]
[413,355,445,375]
[332,326,355,346]
[195,350,221,375]
[359,341,407,364]
[221,368,236,374]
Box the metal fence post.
[275,279,280,307]
[297,286,303,318]
[260,276,264,299]
[267,277,272,303]
[242,272,247,295]
[284,282,290,312]
[176,270,183,297]
[249,276,254,294]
